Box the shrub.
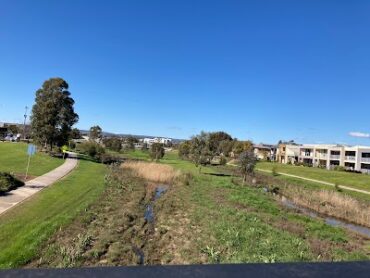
[99,153,123,164]
[103,137,122,152]
[78,142,105,160]
[0,172,24,194]
[333,166,346,172]
[272,165,278,176]
[149,143,165,161]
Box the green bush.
[99,153,123,164]
[77,142,106,161]
[0,172,24,194]
[272,165,278,176]
[333,165,346,172]
[220,156,227,165]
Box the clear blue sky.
[1,0,369,144]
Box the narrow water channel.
[144,186,168,223]
[133,185,168,265]
[280,195,370,238]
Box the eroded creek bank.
[27,165,196,268]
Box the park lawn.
[257,161,370,192]
[0,142,64,176]
[0,160,107,268]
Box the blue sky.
[0,0,369,144]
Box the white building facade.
[279,144,370,173]
[141,137,172,145]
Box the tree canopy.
[149,143,165,161]
[31,78,78,150]
[89,125,102,141]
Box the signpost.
[25,144,36,180]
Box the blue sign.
[27,144,36,156]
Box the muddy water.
[280,195,370,238]
[144,186,168,223]
[134,185,168,264]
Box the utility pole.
[23,106,28,140]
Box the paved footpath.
[256,168,370,196]
[227,163,370,196]
[0,157,78,215]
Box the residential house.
[253,144,277,161]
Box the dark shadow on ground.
[203,172,236,177]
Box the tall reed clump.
[283,187,370,228]
[121,161,181,184]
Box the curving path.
[227,162,370,196]
[256,168,370,196]
[0,157,78,216]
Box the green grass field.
[0,160,107,268]
[0,142,64,176]
[257,161,370,192]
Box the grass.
[4,150,369,267]
[257,161,370,192]
[128,151,370,262]
[0,160,107,268]
[0,142,64,176]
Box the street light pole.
[23,106,28,140]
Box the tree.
[71,128,81,139]
[89,125,102,141]
[31,78,78,151]
[149,143,165,161]
[8,125,20,135]
[189,132,212,172]
[78,141,105,160]
[103,137,122,152]
[218,140,234,157]
[123,136,138,151]
[178,141,191,159]
[238,150,257,183]
[233,140,254,157]
[208,131,233,155]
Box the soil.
[27,166,204,267]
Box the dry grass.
[284,188,370,228]
[121,161,181,184]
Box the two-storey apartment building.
[279,144,370,173]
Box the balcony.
[345,156,356,161]
[315,153,327,159]
[301,153,313,157]
[361,157,370,163]
[330,155,340,160]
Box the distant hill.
[79,130,184,143]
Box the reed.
[283,187,370,228]
[121,161,180,184]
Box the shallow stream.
[280,195,370,238]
